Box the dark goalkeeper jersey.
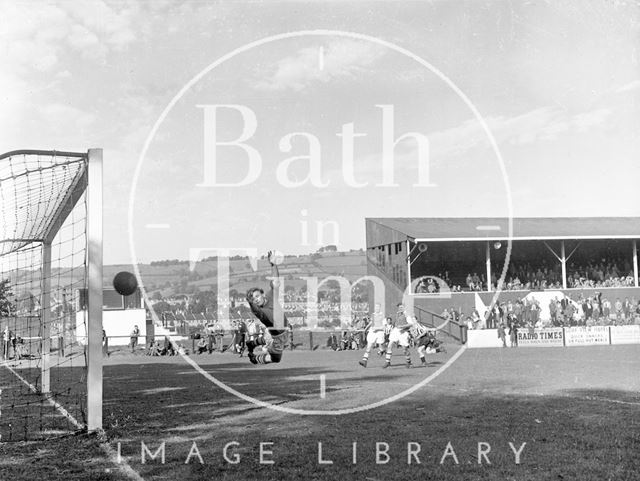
[249,285,288,336]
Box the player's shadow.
[102,357,451,439]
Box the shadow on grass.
[99,387,640,481]
[2,384,639,481]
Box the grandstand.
[366,217,640,325]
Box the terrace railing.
[414,305,467,344]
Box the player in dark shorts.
[245,251,289,365]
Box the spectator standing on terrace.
[549,298,557,325]
[603,298,611,320]
[592,298,601,321]
[562,300,574,325]
[513,301,522,325]
[497,323,507,348]
[327,332,338,350]
[465,316,474,331]
[1,325,8,360]
[530,299,540,325]
[471,309,481,329]
[623,297,632,320]
[594,291,603,312]
[129,325,140,353]
[506,300,514,319]
[340,331,351,350]
[615,298,623,323]
[102,329,109,357]
[213,320,225,352]
[287,324,295,350]
[205,323,216,354]
[508,318,518,348]
[415,278,428,293]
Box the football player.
[358,314,387,368]
[245,251,289,365]
[382,304,415,368]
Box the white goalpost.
[0,148,102,440]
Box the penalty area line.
[1,362,144,481]
[1,361,84,431]
[98,433,146,481]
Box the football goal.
[0,149,102,441]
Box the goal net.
[0,149,102,441]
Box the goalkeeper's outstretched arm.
[267,250,281,288]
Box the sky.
[1,0,639,265]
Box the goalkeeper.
[245,251,289,365]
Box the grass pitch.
[2,343,640,480]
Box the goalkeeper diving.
[245,251,289,365]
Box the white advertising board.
[516,328,564,347]
[466,329,505,348]
[609,325,640,345]
[564,326,609,346]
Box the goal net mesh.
[0,150,90,441]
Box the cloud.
[427,106,612,158]
[615,80,640,93]
[254,39,385,92]
[319,104,615,186]
[59,0,139,50]
[0,1,139,74]
[0,1,146,152]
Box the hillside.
[105,250,368,297]
[2,250,367,300]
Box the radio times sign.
[516,328,564,347]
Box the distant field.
[2,344,640,480]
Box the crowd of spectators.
[458,293,640,331]
[498,258,636,291]
[423,256,639,293]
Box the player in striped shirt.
[382,304,414,368]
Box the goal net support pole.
[40,242,52,394]
[87,148,103,432]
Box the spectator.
[508,319,518,348]
[162,336,176,356]
[195,337,207,354]
[615,298,623,323]
[147,340,161,356]
[327,332,338,350]
[497,323,507,348]
[465,316,474,331]
[288,324,295,350]
[340,331,351,350]
[213,320,225,352]
[129,325,140,353]
[205,323,216,354]
[102,329,109,357]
